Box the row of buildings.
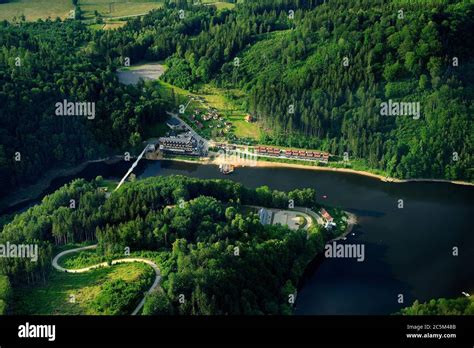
[157,135,199,155]
[255,146,330,163]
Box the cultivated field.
[79,0,163,20]
[0,0,234,22]
[0,0,163,22]
[0,0,73,22]
[202,0,235,10]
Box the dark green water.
[4,159,474,314]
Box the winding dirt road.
[52,245,161,315]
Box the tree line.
[2,0,471,201]
[0,19,170,197]
[96,0,473,180]
[400,297,474,315]
[0,175,328,314]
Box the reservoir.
[3,159,473,314]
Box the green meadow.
[12,262,152,315]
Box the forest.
[0,0,472,318]
[0,175,334,315]
[100,0,473,180]
[0,19,170,197]
[166,0,473,180]
[1,0,473,202]
[401,297,474,315]
[0,274,10,314]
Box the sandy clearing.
[117,63,166,85]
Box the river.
[2,159,473,315]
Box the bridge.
[114,144,151,192]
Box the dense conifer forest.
[0,0,472,319]
[0,20,169,197]
[1,0,473,200]
[160,0,474,180]
[0,175,332,314]
[401,297,474,315]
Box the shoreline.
[331,212,358,242]
[0,156,122,213]
[163,157,474,187]
[3,153,472,215]
[294,210,358,303]
[248,160,474,186]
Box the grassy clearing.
[0,0,163,23]
[228,114,261,139]
[197,84,246,114]
[154,80,261,141]
[102,20,127,29]
[202,0,235,11]
[88,23,106,31]
[154,79,188,103]
[79,0,163,20]
[58,249,105,269]
[191,85,261,141]
[0,0,73,22]
[12,263,151,315]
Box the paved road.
[246,205,322,230]
[107,13,149,20]
[52,245,161,316]
[293,206,324,225]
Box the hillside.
[401,296,474,315]
[160,0,474,180]
[0,0,164,22]
[0,0,473,199]
[1,175,342,315]
[0,19,170,198]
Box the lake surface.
[4,159,474,314]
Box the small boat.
[219,164,234,175]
